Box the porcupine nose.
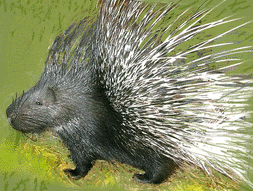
[7,113,17,127]
[6,105,17,127]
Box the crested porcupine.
[6,0,252,186]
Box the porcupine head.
[6,0,252,186]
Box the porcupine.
[6,0,252,185]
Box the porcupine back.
[92,0,253,185]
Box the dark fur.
[6,65,175,184]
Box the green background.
[0,0,253,191]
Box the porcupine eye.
[36,101,43,106]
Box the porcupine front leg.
[57,125,96,180]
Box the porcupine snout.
[6,104,18,129]
[7,113,16,126]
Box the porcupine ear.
[45,86,57,104]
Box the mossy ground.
[0,131,245,191]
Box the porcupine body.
[6,0,252,185]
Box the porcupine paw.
[64,168,85,180]
[133,173,154,184]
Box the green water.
[0,0,253,191]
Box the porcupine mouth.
[7,116,38,142]
[7,116,22,131]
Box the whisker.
[23,133,37,142]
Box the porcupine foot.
[132,157,176,184]
[133,166,173,184]
[64,168,86,180]
[133,173,154,184]
[64,161,94,180]
[133,172,168,184]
